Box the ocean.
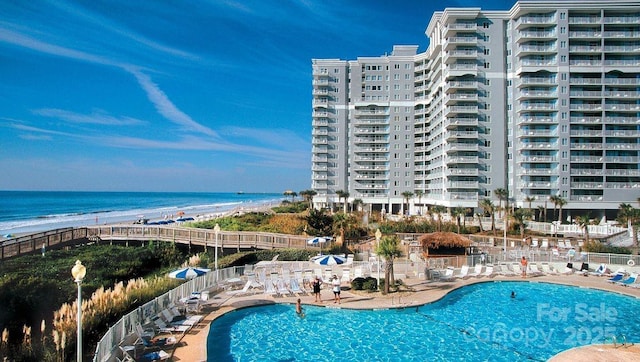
[0,191,284,235]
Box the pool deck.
[170,272,640,362]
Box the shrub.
[362,277,378,292]
[350,277,365,290]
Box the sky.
[0,0,517,193]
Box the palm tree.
[335,190,349,213]
[618,203,639,247]
[479,199,496,235]
[352,198,363,213]
[476,212,485,232]
[494,188,508,218]
[512,208,532,240]
[332,212,357,249]
[414,190,424,215]
[453,206,466,234]
[549,195,561,222]
[524,196,535,214]
[299,189,317,209]
[431,205,447,232]
[401,191,414,216]
[283,190,297,202]
[557,197,567,224]
[376,234,402,294]
[537,205,546,223]
[575,213,591,244]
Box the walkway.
[169,272,640,362]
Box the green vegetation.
[0,242,184,361]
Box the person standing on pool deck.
[312,276,322,302]
[331,275,341,304]
[521,256,528,278]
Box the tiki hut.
[418,232,472,257]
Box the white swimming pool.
[207,281,640,361]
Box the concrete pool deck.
[170,273,640,362]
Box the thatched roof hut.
[418,232,472,256]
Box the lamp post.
[71,260,86,362]
[214,223,220,279]
[375,228,382,285]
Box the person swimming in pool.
[295,298,305,318]
[511,291,516,298]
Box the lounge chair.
[512,263,523,275]
[541,239,549,250]
[557,241,566,249]
[136,323,155,341]
[540,263,558,275]
[528,264,543,277]
[468,264,483,278]
[480,264,495,278]
[606,273,625,283]
[454,265,469,279]
[589,264,608,277]
[278,278,293,296]
[496,263,516,277]
[152,317,190,334]
[439,267,455,281]
[531,238,539,248]
[617,273,637,287]
[161,309,202,327]
[264,278,278,296]
[289,278,306,295]
[226,280,254,297]
[139,350,170,362]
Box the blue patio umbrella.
[168,266,211,280]
[307,236,332,245]
[314,255,347,266]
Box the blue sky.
[0,0,516,193]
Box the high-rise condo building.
[311,0,640,221]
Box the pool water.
[207,282,640,361]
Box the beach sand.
[170,272,640,362]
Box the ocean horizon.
[0,191,284,236]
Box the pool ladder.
[608,335,634,348]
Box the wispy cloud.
[32,108,146,126]
[125,67,220,139]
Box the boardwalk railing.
[1,225,318,260]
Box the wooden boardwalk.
[0,225,317,260]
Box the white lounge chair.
[589,264,609,276]
[480,264,495,278]
[512,262,523,276]
[496,263,516,276]
[528,264,543,277]
[439,267,455,281]
[468,264,483,278]
[152,317,190,334]
[226,280,255,297]
[540,263,558,275]
[289,278,306,295]
[276,278,292,297]
[531,238,539,248]
[455,265,469,279]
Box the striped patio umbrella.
[314,255,347,266]
[168,267,211,280]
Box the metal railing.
[93,266,242,362]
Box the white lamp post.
[214,223,221,278]
[375,228,382,285]
[71,260,86,362]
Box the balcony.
[570,143,604,150]
[570,116,602,124]
[568,16,601,24]
[569,31,602,38]
[445,105,478,116]
[447,181,479,189]
[570,90,602,98]
[569,78,602,85]
[571,182,604,189]
[354,109,389,117]
[519,155,557,162]
[570,130,603,137]
[521,168,555,175]
[444,80,478,93]
[570,156,603,163]
[603,15,640,24]
[604,78,640,85]
[445,93,478,104]
[604,103,640,111]
[570,169,604,175]
[569,45,602,52]
[446,156,479,164]
[604,116,637,124]
[445,117,479,127]
[569,103,602,111]
[518,30,556,41]
[516,15,556,28]
[447,130,479,139]
[605,169,640,176]
[446,168,479,176]
[445,143,479,152]
[604,156,639,163]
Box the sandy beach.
[168,271,640,362]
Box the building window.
[484,62,490,68]
[484,48,490,55]
[562,177,567,185]
[483,22,489,28]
